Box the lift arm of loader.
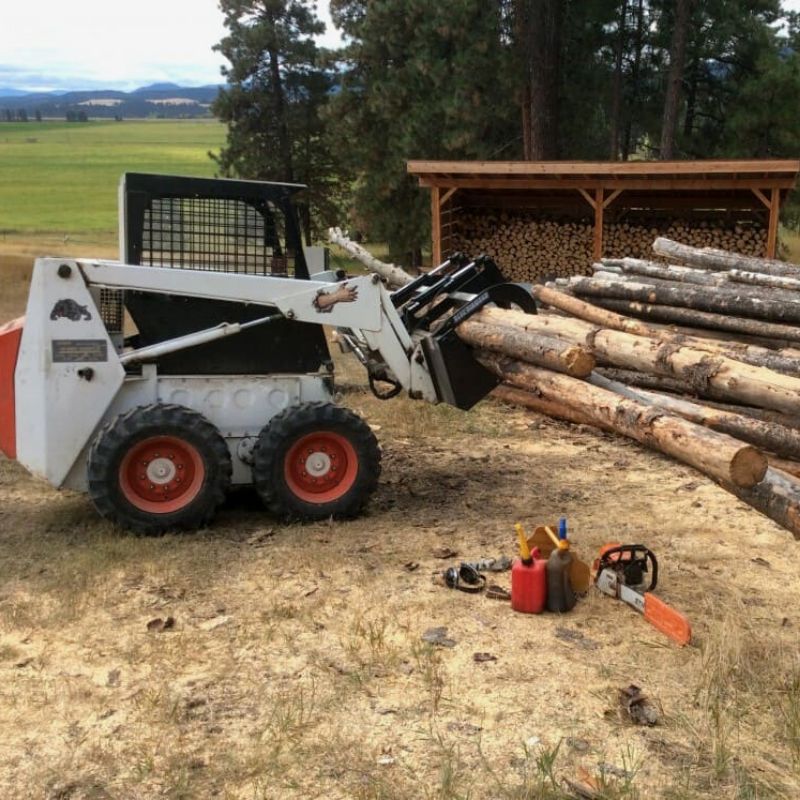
[74,258,437,403]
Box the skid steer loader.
[0,174,535,533]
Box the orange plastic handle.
[643,593,692,646]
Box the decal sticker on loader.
[50,299,92,322]
[52,340,108,363]
[313,283,358,314]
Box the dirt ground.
[2,251,800,799]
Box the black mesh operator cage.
[121,172,310,278]
[114,173,331,377]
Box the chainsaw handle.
[597,544,658,592]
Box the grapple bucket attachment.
[393,255,537,410]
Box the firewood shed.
[407,160,800,281]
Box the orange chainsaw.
[594,544,691,646]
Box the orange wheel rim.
[119,435,205,514]
[284,431,358,503]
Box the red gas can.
[511,547,547,614]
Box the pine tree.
[557,0,622,159]
[659,0,692,158]
[330,0,517,262]
[670,0,787,158]
[516,0,562,159]
[212,0,347,237]
[722,42,800,157]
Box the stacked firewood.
[452,215,593,279]
[456,237,800,539]
[451,211,767,280]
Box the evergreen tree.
[670,0,786,158]
[218,0,800,254]
[659,0,692,158]
[330,0,517,261]
[516,0,562,159]
[34,109,42,122]
[557,0,622,158]
[721,42,800,157]
[212,0,346,238]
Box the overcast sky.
[1,0,799,93]
[0,1,342,92]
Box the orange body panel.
[0,317,24,459]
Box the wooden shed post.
[766,187,781,259]
[431,186,442,265]
[594,188,605,262]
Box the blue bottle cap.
[558,517,567,540]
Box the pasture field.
[0,119,224,242]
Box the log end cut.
[730,446,768,489]
[563,345,596,378]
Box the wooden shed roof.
[407,159,800,191]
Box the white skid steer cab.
[0,174,535,533]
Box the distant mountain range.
[0,83,222,119]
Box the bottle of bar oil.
[546,518,577,613]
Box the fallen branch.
[326,227,414,288]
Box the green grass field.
[0,120,225,236]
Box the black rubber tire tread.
[87,404,232,535]
[253,401,381,521]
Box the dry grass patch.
[3,243,800,798]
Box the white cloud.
[0,0,342,92]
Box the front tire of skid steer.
[253,402,381,521]
[87,404,232,535]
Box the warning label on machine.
[52,340,108,363]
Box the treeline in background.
[212,0,800,260]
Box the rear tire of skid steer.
[87,404,232,535]
[253,402,381,521]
